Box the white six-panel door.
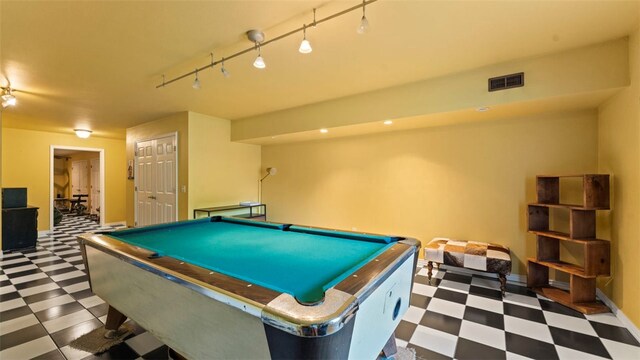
[71,160,89,196]
[135,135,177,227]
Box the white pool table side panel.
[348,252,415,360]
[86,246,272,360]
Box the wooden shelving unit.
[527,174,611,314]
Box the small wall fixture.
[74,129,92,139]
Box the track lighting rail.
[156,0,378,89]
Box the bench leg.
[498,273,507,297]
[427,261,433,281]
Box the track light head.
[357,0,370,34]
[299,25,312,54]
[192,69,201,89]
[253,43,266,69]
[221,58,230,78]
[1,87,17,108]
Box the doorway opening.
[50,146,105,230]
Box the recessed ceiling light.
[320,128,328,133]
[383,120,393,125]
[476,106,490,112]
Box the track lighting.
[253,43,266,69]
[156,0,379,88]
[299,25,312,54]
[1,87,17,108]
[221,58,230,78]
[192,69,201,89]
[357,0,370,34]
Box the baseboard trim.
[596,288,640,343]
[104,221,126,227]
[417,260,639,339]
[38,230,53,236]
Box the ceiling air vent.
[488,72,524,92]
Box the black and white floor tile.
[1,216,639,359]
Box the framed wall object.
[127,160,134,180]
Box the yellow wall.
[262,110,598,276]
[598,30,640,327]
[125,112,189,225]
[187,112,261,217]
[1,127,126,231]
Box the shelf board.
[536,174,604,178]
[530,203,609,211]
[530,286,609,314]
[528,230,608,244]
[527,258,595,278]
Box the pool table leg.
[380,334,398,359]
[104,305,128,339]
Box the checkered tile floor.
[1,217,639,359]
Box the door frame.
[133,132,178,227]
[50,145,105,230]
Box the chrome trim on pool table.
[77,233,270,317]
[262,289,358,337]
[350,242,419,302]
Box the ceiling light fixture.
[156,0,379,88]
[383,120,393,125]
[476,106,490,112]
[74,129,92,139]
[1,87,17,108]
[320,128,328,133]
[357,0,370,34]
[247,30,266,69]
[299,25,312,54]
[253,43,266,69]
[192,69,201,89]
[221,57,230,78]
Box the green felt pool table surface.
[108,218,397,303]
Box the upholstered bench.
[424,238,512,296]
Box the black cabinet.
[2,206,39,251]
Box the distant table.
[193,204,266,221]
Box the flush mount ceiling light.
[156,0,378,89]
[1,87,17,108]
[74,129,92,139]
[383,120,393,125]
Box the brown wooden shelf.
[527,230,606,244]
[527,258,594,278]
[537,174,606,178]
[528,173,610,314]
[530,286,609,314]
[530,202,609,211]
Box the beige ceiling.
[1,0,638,139]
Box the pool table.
[78,217,420,359]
